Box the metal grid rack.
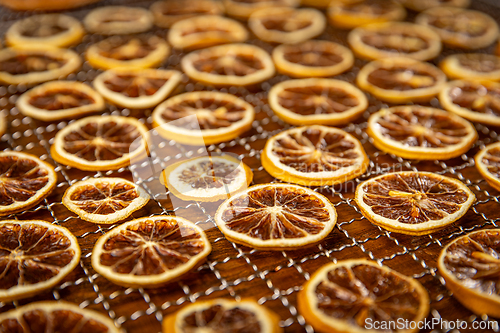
[1,0,500,332]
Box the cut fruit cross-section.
[328,0,406,29]
[150,0,224,28]
[398,0,470,12]
[84,6,154,35]
[224,0,299,20]
[475,142,500,192]
[440,53,500,81]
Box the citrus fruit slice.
[440,53,500,81]
[0,220,80,301]
[416,7,499,49]
[224,0,299,20]
[298,259,430,333]
[356,57,446,103]
[248,7,326,44]
[0,301,123,333]
[328,0,406,29]
[168,15,248,50]
[150,0,224,28]
[348,22,441,61]
[475,142,500,192]
[214,183,337,250]
[152,91,255,145]
[91,215,211,288]
[16,81,105,122]
[181,43,275,86]
[300,0,332,8]
[262,125,369,186]
[0,151,57,216]
[268,78,368,126]
[162,155,253,202]
[84,6,154,35]
[93,68,182,109]
[0,46,81,85]
[50,115,149,171]
[272,40,354,78]
[163,298,282,333]
[5,14,84,48]
[397,0,470,12]
[63,177,149,224]
[367,105,477,160]
[355,171,475,235]
[438,229,500,317]
[439,80,500,127]
[86,35,170,70]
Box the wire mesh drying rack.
[1,0,500,332]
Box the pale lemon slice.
[84,6,154,35]
[475,142,500,192]
[441,53,500,81]
[328,0,406,29]
[224,0,299,20]
[150,0,224,28]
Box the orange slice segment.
[440,53,500,81]
[268,78,368,126]
[214,183,337,250]
[475,142,500,192]
[152,91,255,145]
[224,0,299,20]
[93,68,181,109]
[84,6,154,35]
[17,81,105,122]
[367,105,477,160]
[328,0,406,29]
[91,215,211,288]
[398,0,470,12]
[355,171,475,235]
[150,0,224,28]
[298,259,429,333]
[63,177,149,224]
[262,125,369,186]
[0,220,80,301]
[50,115,149,171]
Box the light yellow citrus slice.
[5,14,84,48]
[348,22,441,61]
[440,53,500,81]
[356,57,446,103]
[272,40,354,78]
[0,0,99,11]
[268,78,367,126]
[51,115,149,171]
[328,0,406,29]
[397,0,470,12]
[84,6,154,35]
[163,298,283,333]
[181,43,275,86]
[0,220,80,302]
[0,46,81,85]
[86,35,170,70]
[150,0,224,28]
[16,81,105,122]
[93,68,181,109]
[63,177,149,224]
[355,171,475,235]
[416,7,499,49]
[91,215,211,288]
[298,259,429,333]
[214,183,337,250]
[224,0,299,20]
[0,151,57,216]
[0,301,123,333]
[438,229,500,317]
[367,105,477,160]
[152,91,255,145]
[475,142,500,192]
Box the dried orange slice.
[224,0,299,20]
[298,259,429,333]
[328,0,406,29]
[63,177,149,224]
[0,46,81,85]
[248,7,325,44]
[91,215,211,288]
[268,78,367,126]
[150,0,224,28]
[356,57,446,103]
[355,171,475,235]
[181,43,275,86]
[438,229,500,317]
[168,15,248,50]
[272,40,354,78]
[93,68,181,109]
[475,142,500,192]
[348,22,441,61]
[51,115,149,171]
[163,298,282,333]
[214,183,337,250]
[162,155,253,202]
[16,81,105,122]
[84,6,153,35]
[0,301,123,333]
[398,0,470,12]
[262,125,369,186]
[0,151,57,216]
[152,91,255,145]
[86,35,170,70]
[5,14,84,48]
[367,105,477,160]
[0,220,80,301]
[440,53,500,81]
[416,7,499,49]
